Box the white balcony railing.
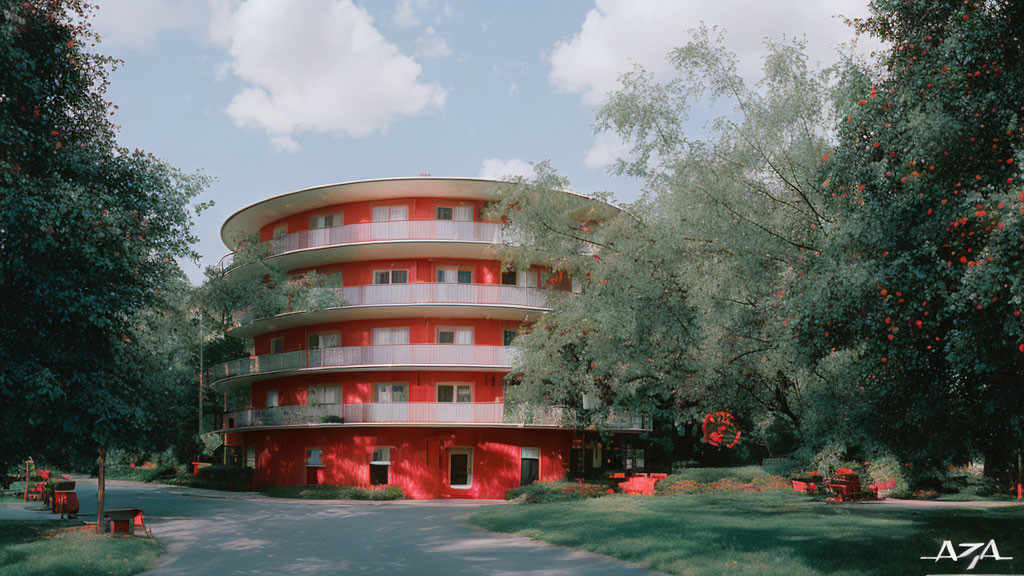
[232,283,549,327]
[270,220,503,256]
[219,402,650,430]
[209,345,512,384]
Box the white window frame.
[437,383,472,403]
[372,327,410,346]
[454,205,473,222]
[305,448,322,467]
[448,447,473,489]
[310,213,343,229]
[373,269,409,285]
[436,206,453,220]
[270,337,285,355]
[372,205,409,221]
[308,331,340,350]
[266,389,279,408]
[436,266,472,284]
[371,447,391,465]
[374,382,409,403]
[307,384,341,405]
[437,326,473,345]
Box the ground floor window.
[449,447,473,489]
[370,447,390,485]
[624,447,645,471]
[305,448,323,485]
[520,447,540,486]
[246,445,256,469]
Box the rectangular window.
[305,448,321,467]
[270,337,285,355]
[503,329,517,347]
[437,384,472,403]
[437,326,472,345]
[308,385,341,405]
[310,213,343,229]
[372,205,409,221]
[521,447,540,486]
[308,332,340,350]
[449,447,473,488]
[272,226,287,240]
[437,207,453,220]
[370,447,390,485]
[501,270,517,286]
[266,390,279,408]
[246,445,256,469]
[454,205,473,221]
[374,383,408,403]
[371,327,409,346]
[373,269,409,284]
[592,442,603,469]
[436,267,472,284]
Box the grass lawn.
[0,521,163,576]
[470,491,1024,576]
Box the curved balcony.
[221,220,511,273]
[229,283,551,337]
[209,345,512,388]
[215,402,651,432]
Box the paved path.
[3,480,654,576]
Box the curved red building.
[213,177,648,499]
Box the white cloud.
[211,0,446,146]
[550,0,878,106]
[393,0,452,29]
[508,82,520,96]
[583,133,629,169]
[415,26,450,59]
[92,0,206,51]
[478,158,535,181]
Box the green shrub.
[505,482,611,504]
[655,466,769,490]
[190,466,254,491]
[262,484,404,500]
[104,464,177,483]
[863,454,909,498]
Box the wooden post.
[198,309,204,435]
[96,447,106,534]
[23,460,29,502]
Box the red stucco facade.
[214,178,640,499]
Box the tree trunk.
[96,446,106,534]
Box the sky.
[89,0,878,283]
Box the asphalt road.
[4,479,654,576]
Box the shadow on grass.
[470,492,1024,576]
[0,520,163,576]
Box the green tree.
[0,0,210,529]
[490,30,839,460]
[792,0,1024,484]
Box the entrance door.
[449,447,473,489]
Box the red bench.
[826,468,862,500]
[616,473,668,495]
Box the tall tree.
[0,0,209,529]
[792,0,1024,483]
[490,30,838,459]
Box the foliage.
[0,521,163,576]
[789,0,1024,482]
[261,484,404,500]
[0,0,210,475]
[487,29,840,455]
[653,465,778,490]
[190,465,253,491]
[504,481,611,504]
[657,475,790,495]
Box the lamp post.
[197,308,204,435]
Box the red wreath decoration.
[702,411,741,448]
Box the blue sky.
[91,0,875,283]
